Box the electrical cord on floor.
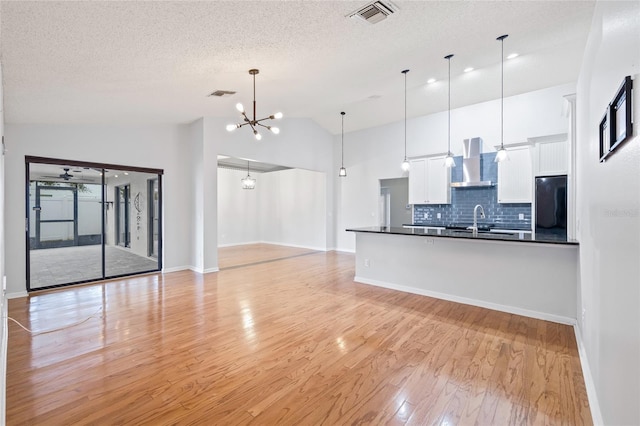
[5,306,104,335]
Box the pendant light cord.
[341,112,345,167]
[403,70,408,161]
[252,72,257,123]
[497,34,508,150]
[501,37,504,149]
[445,54,453,155]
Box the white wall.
[4,124,193,296]
[335,83,574,251]
[218,167,327,250]
[576,2,640,424]
[217,167,260,246]
[259,168,326,250]
[0,56,7,424]
[187,119,205,272]
[206,117,335,249]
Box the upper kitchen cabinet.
[534,138,569,176]
[498,146,533,203]
[408,156,451,205]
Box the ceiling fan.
[59,168,74,180]
[40,167,75,181]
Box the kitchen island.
[346,226,579,324]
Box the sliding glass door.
[104,168,160,278]
[148,178,159,258]
[26,157,163,291]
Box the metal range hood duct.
[450,137,494,188]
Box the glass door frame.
[32,184,78,249]
[114,184,131,248]
[25,156,164,292]
[147,178,159,258]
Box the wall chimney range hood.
[450,137,494,188]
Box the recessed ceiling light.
[463,67,474,73]
[507,53,519,59]
[427,78,436,84]
[124,172,129,176]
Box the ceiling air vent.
[348,1,397,24]
[208,90,236,97]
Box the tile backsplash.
[412,153,532,230]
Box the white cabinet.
[536,140,568,176]
[498,146,533,203]
[408,156,451,205]
[408,159,426,205]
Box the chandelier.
[241,161,256,190]
[226,69,283,140]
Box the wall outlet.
[424,238,435,245]
[423,213,428,219]
[437,213,441,219]
[364,259,370,267]
[519,213,525,220]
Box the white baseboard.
[333,248,355,254]
[1,294,6,423]
[217,241,261,248]
[6,291,28,300]
[573,325,604,425]
[354,276,576,326]
[203,267,219,274]
[218,241,328,252]
[162,266,191,273]
[258,241,328,252]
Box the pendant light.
[241,161,256,189]
[401,69,411,172]
[339,112,347,177]
[495,35,509,162]
[226,69,283,141]
[443,54,456,168]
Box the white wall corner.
[573,325,604,426]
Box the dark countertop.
[403,223,532,231]
[346,226,578,245]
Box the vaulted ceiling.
[0,1,595,134]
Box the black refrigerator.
[535,175,567,240]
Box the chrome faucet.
[468,204,486,236]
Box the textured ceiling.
[0,1,595,134]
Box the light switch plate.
[519,213,525,220]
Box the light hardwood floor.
[217,243,318,270]
[7,245,592,425]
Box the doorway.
[379,178,410,228]
[26,157,164,291]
